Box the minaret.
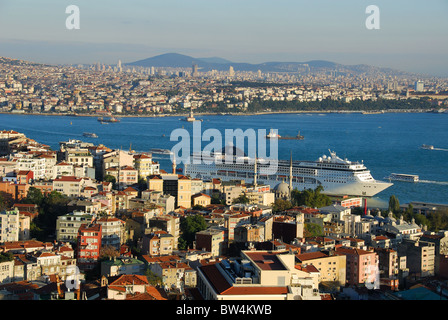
[172,156,176,174]
[253,154,258,187]
[289,151,293,193]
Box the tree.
[0,192,12,211]
[292,186,331,208]
[211,193,225,205]
[179,215,208,249]
[232,193,250,205]
[388,195,400,214]
[99,246,120,260]
[33,191,70,241]
[304,223,323,237]
[272,199,293,213]
[137,177,147,191]
[0,252,13,263]
[145,268,163,286]
[104,174,117,189]
[21,187,44,206]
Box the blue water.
[1,112,447,207]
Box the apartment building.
[96,216,126,249]
[0,208,20,242]
[77,223,102,271]
[196,227,227,257]
[141,231,175,256]
[53,176,84,197]
[397,239,435,278]
[56,211,95,242]
[197,250,321,300]
[335,247,379,288]
[296,250,347,287]
[133,153,159,179]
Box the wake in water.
[419,180,448,186]
[432,147,448,151]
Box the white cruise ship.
[184,148,392,197]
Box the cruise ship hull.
[185,169,392,197]
[184,150,393,198]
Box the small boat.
[421,144,434,150]
[150,148,173,155]
[266,129,281,139]
[279,130,304,140]
[98,116,120,123]
[266,129,304,140]
[83,132,98,138]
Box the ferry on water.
[266,129,304,140]
[83,132,98,138]
[98,116,120,123]
[184,147,392,197]
[385,173,419,183]
[150,148,173,155]
[421,144,434,150]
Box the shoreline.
[0,108,432,118]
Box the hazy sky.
[0,0,447,76]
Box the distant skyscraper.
[192,64,199,77]
[117,60,122,72]
[415,80,424,92]
[229,66,235,77]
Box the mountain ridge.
[125,53,412,76]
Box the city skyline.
[0,0,447,77]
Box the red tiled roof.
[335,247,374,256]
[125,286,167,300]
[141,255,181,264]
[296,251,328,262]
[199,264,232,294]
[244,252,286,271]
[109,274,149,286]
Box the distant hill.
[126,53,412,76]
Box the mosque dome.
[274,182,291,199]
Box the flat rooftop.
[243,251,287,271]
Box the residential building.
[374,247,400,291]
[100,256,145,277]
[105,274,167,300]
[272,215,304,244]
[141,231,175,256]
[196,227,226,257]
[133,153,159,179]
[147,173,192,208]
[397,239,435,278]
[295,250,347,287]
[52,176,84,197]
[335,247,379,288]
[96,216,126,249]
[192,193,211,207]
[76,223,102,271]
[56,211,95,243]
[197,250,321,300]
[0,260,14,284]
[151,261,196,290]
[0,208,20,242]
[147,214,180,249]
